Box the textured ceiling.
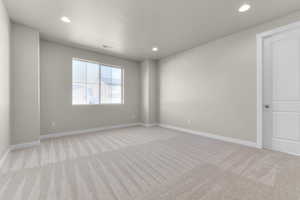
[4,0,300,61]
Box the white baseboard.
[10,141,40,151]
[140,123,158,127]
[5,123,260,153]
[1,123,142,158]
[0,148,10,168]
[40,123,141,140]
[159,124,260,149]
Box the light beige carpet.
[0,126,300,200]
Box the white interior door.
[263,27,300,156]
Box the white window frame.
[72,58,124,106]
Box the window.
[72,58,123,105]
[101,65,123,104]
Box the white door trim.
[256,21,300,149]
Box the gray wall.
[141,60,158,125]
[141,61,150,123]
[40,40,141,135]
[159,11,300,143]
[11,23,40,145]
[0,0,10,156]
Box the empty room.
[1,0,300,199]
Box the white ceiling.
[4,0,300,61]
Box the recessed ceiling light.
[61,16,71,23]
[238,4,251,12]
[152,47,159,52]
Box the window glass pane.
[87,62,100,83]
[101,66,122,104]
[112,67,122,85]
[72,59,100,105]
[111,85,122,103]
[87,84,100,104]
[72,60,86,83]
[72,83,87,104]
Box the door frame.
[256,21,300,149]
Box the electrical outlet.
[187,120,192,125]
[131,114,136,119]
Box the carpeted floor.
[0,126,300,200]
